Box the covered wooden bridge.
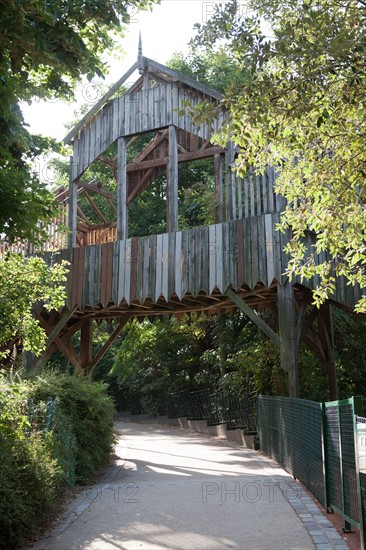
[23,46,363,399]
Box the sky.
[21,0,220,141]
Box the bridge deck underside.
[45,214,362,325]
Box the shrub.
[28,370,116,483]
[0,376,63,548]
[0,369,115,548]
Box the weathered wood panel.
[71,82,224,180]
[47,215,362,313]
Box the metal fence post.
[353,397,365,550]
[321,402,330,512]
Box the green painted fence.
[167,389,257,433]
[258,395,366,550]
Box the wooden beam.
[127,168,158,204]
[77,206,92,226]
[277,282,299,397]
[167,125,178,233]
[36,310,83,374]
[318,302,338,400]
[227,289,281,347]
[43,308,76,351]
[80,319,93,370]
[64,61,139,144]
[88,317,130,376]
[215,153,223,223]
[84,191,108,224]
[127,146,223,172]
[69,170,77,248]
[225,143,236,221]
[77,180,116,201]
[145,57,222,100]
[117,136,128,240]
[131,129,168,164]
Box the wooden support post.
[225,142,236,221]
[117,137,128,240]
[80,319,93,371]
[167,125,178,232]
[143,67,150,90]
[278,281,299,397]
[215,153,223,223]
[227,289,280,347]
[87,317,130,377]
[69,158,77,248]
[318,302,338,400]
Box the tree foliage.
[0,254,68,361]
[0,0,158,243]
[194,0,366,310]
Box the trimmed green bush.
[0,369,115,548]
[28,370,116,483]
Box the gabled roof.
[64,53,222,146]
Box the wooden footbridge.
[10,46,363,398]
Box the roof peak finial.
[138,31,142,57]
[138,31,144,74]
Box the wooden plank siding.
[44,215,362,313]
[71,82,224,181]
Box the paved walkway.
[33,422,349,550]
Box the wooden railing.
[54,214,361,312]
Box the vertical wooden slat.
[250,169,255,217]
[175,231,182,300]
[117,137,128,240]
[181,230,189,298]
[88,245,95,307]
[225,143,235,221]
[166,82,172,126]
[244,217,252,288]
[117,240,125,305]
[168,232,176,300]
[256,174,261,216]
[149,235,157,301]
[129,237,138,304]
[119,96,125,136]
[215,154,223,223]
[209,224,216,294]
[265,214,275,286]
[257,215,266,285]
[262,170,267,214]
[188,230,196,297]
[112,241,120,305]
[236,219,245,288]
[155,233,163,302]
[222,222,230,293]
[237,176,243,220]
[76,247,85,308]
[167,125,178,232]
[268,166,275,213]
[69,157,77,248]
[142,236,150,303]
[250,217,259,289]
[136,238,144,303]
[215,223,223,292]
[82,246,90,307]
[172,83,179,125]
[244,172,249,219]
[161,232,169,301]
[200,226,209,295]
[273,212,282,282]
[123,239,132,305]
[194,228,202,297]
